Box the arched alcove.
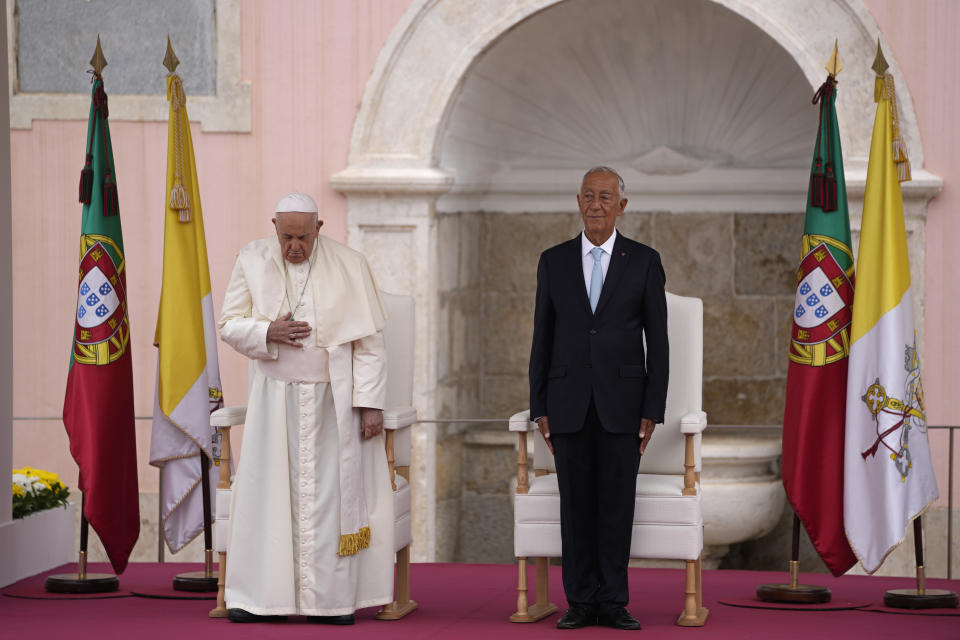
[438,0,817,212]
[332,0,942,563]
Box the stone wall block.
[436,213,461,293]
[734,213,804,296]
[483,374,529,420]
[653,212,733,297]
[435,498,461,562]
[456,493,514,564]
[460,212,483,289]
[456,376,482,419]
[436,434,464,501]
[451,291,482,376]
[704,377,786,426]
[463,442,516,494]
[482,292,535,375]
[773,296,797,377]
[617,211,654,245]
[482,213,580,293]
[703,296,777,377]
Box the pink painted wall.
[865,0,960,506]
[10,0,413,493]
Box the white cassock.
[218,234,393,616]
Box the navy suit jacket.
[529,232,668,434]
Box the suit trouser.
[551,397,641,612]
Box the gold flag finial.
[872,38,889,76]
[89,35,107,76]
[163,35,180,74]
[825,39,843,77]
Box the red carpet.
[2,563,958,639]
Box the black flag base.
[173,572,218,592]
[884,565,958,610]
[173,549,218,592]
[756,514,831,604]
[172,453,218,592]
[885,518,959,609]
[44,551,119,594]
[884,587,958,609]
[756,561,831,604]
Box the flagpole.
[883,516,957,608]
[45,491,120,593]
[755,512,831,603]
[758,41,851,605]
[861,41,955,611]
[172,451,218,592]
[47,37,127,595]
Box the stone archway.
[332,0,940,562]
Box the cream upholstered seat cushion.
[513,473,703,560]
[516,473,700,524]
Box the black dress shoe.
[597,607,641,630]
[227,608,288,623]
[556,605,596,629]
[306,613,355,625]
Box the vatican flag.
[844,67,937,574]
[149,64,224,552]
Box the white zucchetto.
[274,192,318,214]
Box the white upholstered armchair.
[509,292,709,627]
[208,292,418,620]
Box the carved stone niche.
[333,0,941,562]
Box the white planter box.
[0,501,77,587]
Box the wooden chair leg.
[677,556,709,626]
[209,550,228,618]
[376,545,418,620]
[510,557,557,623]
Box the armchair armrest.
[509,409,536,432]
[680,411,707,434]
[211,405,247,428]
[383,406,417,430]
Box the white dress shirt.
[581,228,617,296]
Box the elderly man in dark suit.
[529,166,668,630]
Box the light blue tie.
[589,246,604,313]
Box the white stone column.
[334,170,453,562]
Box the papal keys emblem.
[71,236,130,366]
[789,241,854,367]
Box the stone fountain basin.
[700,427,784,549]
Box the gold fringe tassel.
[337,526,371,556]
[168,74,192,222]
[882,73,912,183]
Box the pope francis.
[219,192,393,624]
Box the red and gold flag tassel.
[168,74,191,222]
[79,153,94,204]
[883,73,911,183]
[102,167,119,217]
[78,76,108,204]
[823,162,837,211]
[810,158,825,208]
[96,82,119,217]
[810,76,837,211]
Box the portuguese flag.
[781,73,857,576]
[62,72,139,574]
